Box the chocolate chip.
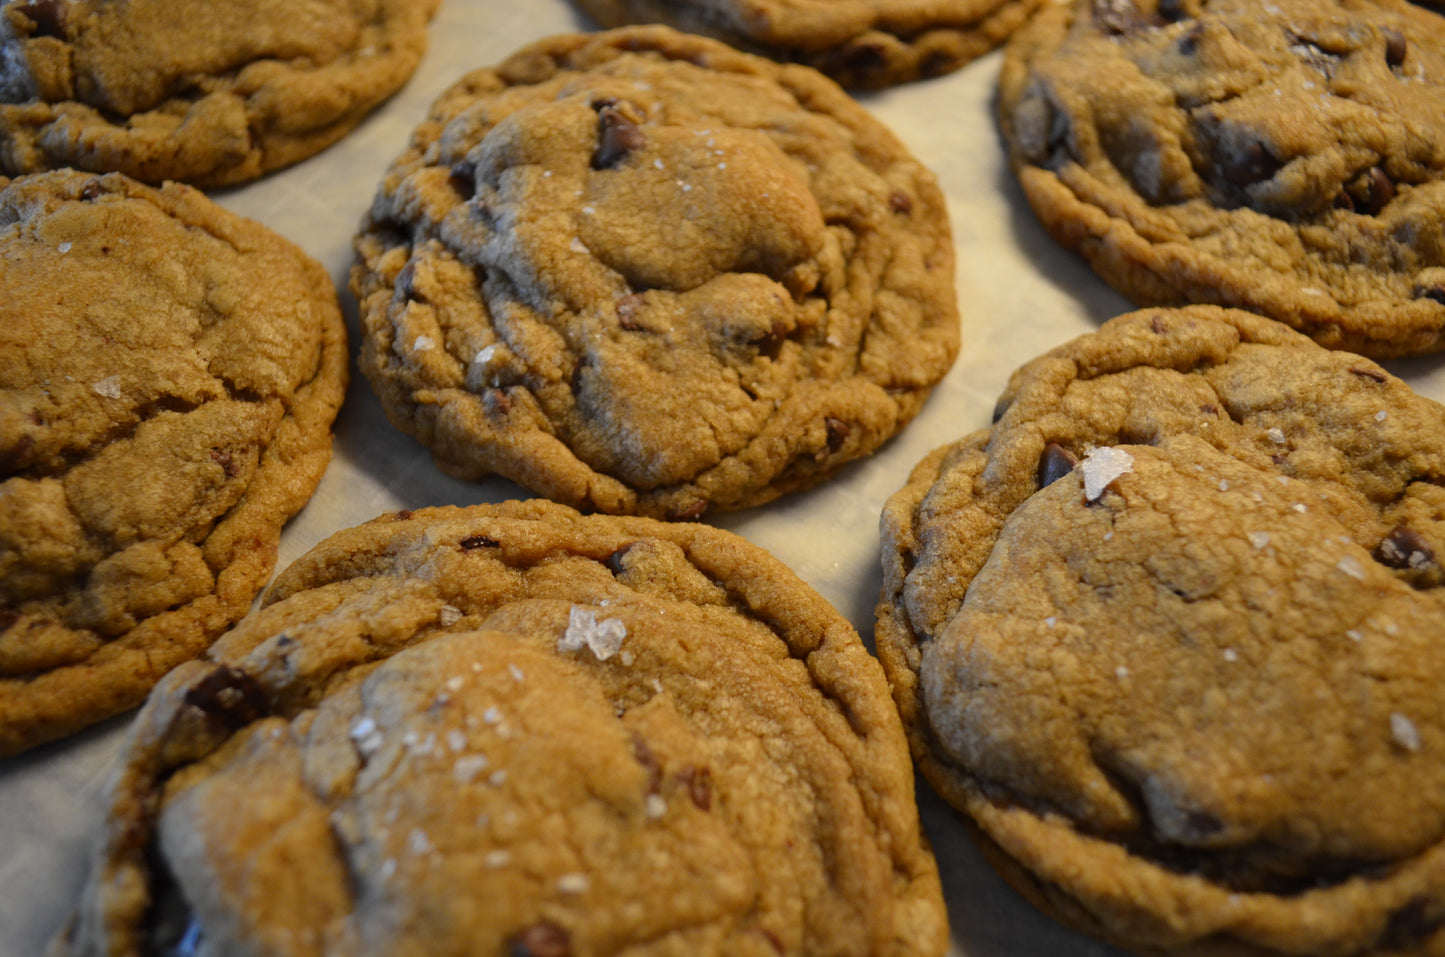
[1374,526,1434,570]
[824,417,851,453]
[393,509,414,521]
[569,358,588,396]
[592,101,645,170]
[13,0,66,38]
[1382,27,1407,68]
[605,543,637,576]
[840,42,888,77]
[486,388,512,416]
[209,449,237,479]
[508,921,572,957]
[1222,141,1283,188]
[459,535,500,550]
[79,179,107,202]
[667,500,707,521]
[1157,0,1190,22]
[1349,365,1388,383]
[448,160,476,198]
[1177,23,1203,54]
[1333,190,1355,212]
[1360,166,1395,215]
[1422,285,1445,306]
[1037,443,1080,489]
[678,764,713,811]
[615,293,643,331]
[630,732,663,792]
[888,191,913,215]
[182,666,267,732]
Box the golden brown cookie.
[998,0,1445,358]
[55,499,948,956]
[0,0,440,187]
[0,169,348,756]
[878,306,1445,955]
[571,0,1044,88]
[351,26,959,520]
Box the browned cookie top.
[571,0,1044,88]
[56,500,947,957]
[999,0,1445,357]
[878,306,1445,955]
[0,0,439,187]
[351,26,959,520]
[0,170,347,756]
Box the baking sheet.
[3,1,1443,954]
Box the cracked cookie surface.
[571,0,1043,89]
[351,26,959,520]
[55,499,947,957]
[999,0,1445,357]
[0,0,439,187]
[0,169,347,756]
[877,306,1445,955]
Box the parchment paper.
[3,1,1442,954]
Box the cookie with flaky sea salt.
[0,169,347,756]
[351,26,958,520]
[571,0,1043,89]
[998,0,1445,358]
[54,499,948,957]
[0,0,439,187]
[877,305,1445,955]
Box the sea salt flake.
[93,375,122,398]
[1248,531,1270,549]
[1222,648,1239,662]
[509,664,525,682]
[1081,447,1134,502]
[379,858,397,880]
[619,650,634,666]
[1391,712,1422,752]
[582,205,595,215]
[438,605,463,626]
[349,716,384,757]
[489,769,508,787]
[569,237,589,254]
[58,241,72,253]
[1218,480,1229,492]
[412,336,434,352]
[1266,428,1286,444]
[1346,629,1363,643]
[559,605,627,660]
[653,158,664,170]
[557,873,590,895]
[407,829,431,854]
[447,729,467,752]
[645,794,667,819]
[1375,410,1388,422]
[483,706,503,725]
[485,850,512,868]
[1115,665,1130,679]
[1292,503,1307,513]
[454,754,489,782]
[1336,555,1366,580]
[1043,617,1056,628]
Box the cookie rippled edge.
[351,25,959,520]
[877,305,1445,954]
[54,499,948,956]
[0,169,348,756]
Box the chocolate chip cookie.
[351,26,959,520]
[55,499,948,956]
[0,0,439,187]
[999,0,1445,358]
[571,0,1043,88]
[0,169,348,756]
[878,306,1445,954]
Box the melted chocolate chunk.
[1422,285,1445,306]
[13,0,66,38]
[824,417,851,454]
[592,100,645,170]
[459,535,500,550]
[1381,27,1407,69]
[1037,443,1080,489]
[1374,526,1435,570]
[1222,141,1284,188]
[181,666,267,731]
[667,500,707,521]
